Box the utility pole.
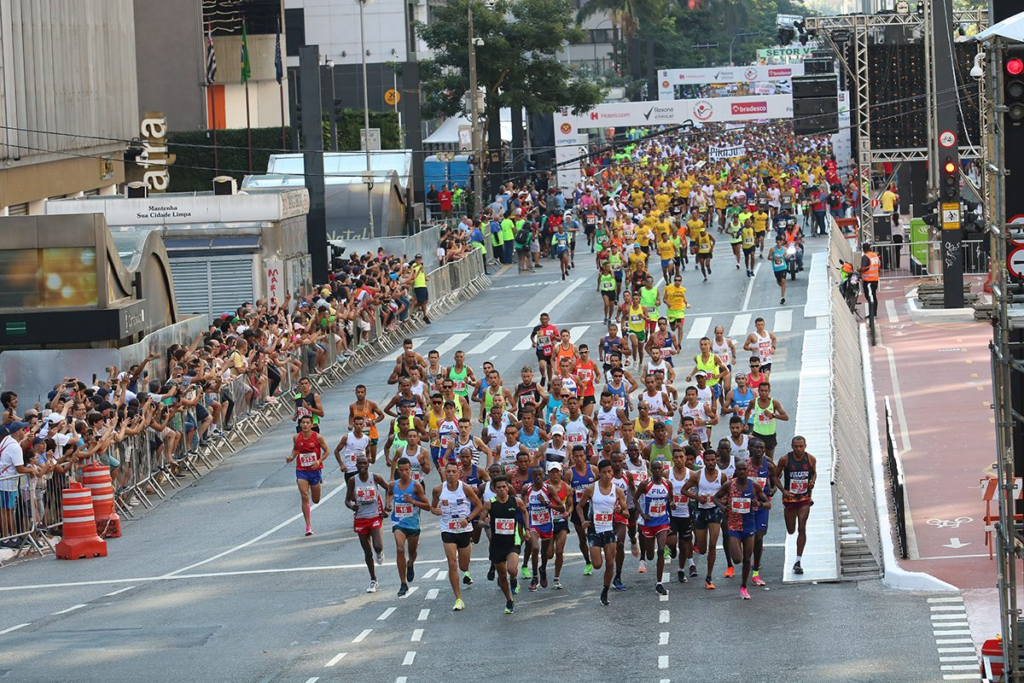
[358,0,375,236]
[469,2,483,218]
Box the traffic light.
[1006,47,1024,127]
[940,155,959,200]
[962,200,982,233]
[921,199,939,228]
[778,27,795,46]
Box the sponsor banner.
[708,144,746,162]
[554,95,792,131]
[756,46,817,59]
[657,64,805,98]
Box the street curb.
[906,288,977,324]
[862,322,958,592]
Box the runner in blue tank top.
[635,460,673,595]
[388,457,432,596]
[714,460,770,600]
[567,445,597,576]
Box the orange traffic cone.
[82,464,121,538]
[55,482,107,560]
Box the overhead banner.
[658,64,805,99]
[757,46,817,59]
[708,145,746,162]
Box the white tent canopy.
[977,11,1024,42]
[423,107,519,145]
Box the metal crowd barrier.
[883,397,909,560]
[0,251,492,567]
[872,237,990,280]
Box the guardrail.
[873,237,989,280]
[884,396,909,559]
[0,250,491,566]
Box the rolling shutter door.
[168,257,255,318]
[169,260,212,316]
[210,259,255,314]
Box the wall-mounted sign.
[137,112,176,193]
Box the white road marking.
[659,632,669,645]
[933,629,972,636]
[658,655,669,669]
[426,589,439,600]
[659,609,670,623]
[928,597,965,603]
[104,586,136,597]
[567,326,591,344]
[418,609,430,621]
[937,647,976,653]
[432,333,470,357]
[423,568,438,579]
[401,587,418,598]
[436,570,448,581]
[741,263,762,310]
[885,299,899,323]
[411,629,423,642]
[353,628,373,642]
[659,594,669,602]
[773,309,792,333]
[0,623,30,635]
[305,678,320,683]
[936,638,974,644]
[931,614,969,620]
[467,331,509,355]
[378,337,429,362]
[728,314,751,338]
[325,653,347,667]
[378,608,396,621]
[402,651,416,666]
[396,678,408,683]
[939,656,980,662]
[512,334,535,352]
[52,604,87,615]
[931,605,968,611]
[942,675,980,681]
[685,317,711,340]
[941,665,979,671]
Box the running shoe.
[630,540,640,558]
[376,549,385,565]
[780,297,786,305]
[689,565,698,578]
[655,583,668,596]
[505,600,515,614]
[583,562,594,576]
[638,559,647,574]
[663,547,671,560]
[529,578,539,592]
[553,577,563,590]
[407,565,415,582]
[304,524,312,537]
[751,572,767,587]
[724,566,735,579]
[511,577,520,595]
[463,572,473,586]
[793,561,803,575]
[367,579,379,593]
[397,583,409,597]
[453,598,465,611]
[704,578,716,590]
[740,587,752,600]
[677,569,687,584]
[612,577,626,591]
[521,566,533,580]
[539,569,548,589]
[600,589,610,606]
[487,565,496,582]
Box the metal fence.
[1,250,491,566]
[828,227,883,570]
[871,237,990,280]
[884,396,909,559]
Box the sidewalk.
[869,278,1001,648]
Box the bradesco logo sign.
[768,68,792,77]
[731,101,768,116]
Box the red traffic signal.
[1008,57,1024,76]
[943,160,956,174]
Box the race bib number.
[446,519,465,531]
[440,433,455,448]
[298,452,319,468]
[530,510,551,527]
[495,518,516,535]
[594,512,613,526]
[649,501,666,516]
[613,396,625,409]
[698,494,713,506]
[537,335,551,348]
[394,503,414,519]
[297,406,311,418]
[633,471,649,484]
[752,476,767,489]
[789,479,809,495]
[357,487,377,505]
[566,433,585,446]
[453,380,466,393]
[674,493,687,506]
[731,497,752,514]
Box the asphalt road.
[0,233,959,683]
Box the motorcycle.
[786,244,798,280]
[838,260,861,314]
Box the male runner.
[745,381,789,461]
[334,415,370,482]
[715,459,770,600]
[743,317,778,381]
[635,460,673,595]
[685,451,727,590]
[348,384,384,461]
[292,376,325,433]
[531,313,560,387]
[748,437,781,586]
[388,456,432,596]
[576,459,629,606]
[286,415,330,536]
[481,476,528,613]
[777,436,816,576]
[346,455,390,593]
[431,461,484,611]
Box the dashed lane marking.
[418,609,430,621]
[0,623,30,635]
[659,632,669,645]
[104,586,135,597]
[411,629,423,642]
[402,652,416,666]
[401,587,419,598]
[659,609,670,624]
[325,653,347,667]
[353,629,373,642]
[426,589,439,600]
[436,570,448,582]
[423,568,439,579]
[378,608,396,621]
[52,604,87,615]
[658,656,669,669]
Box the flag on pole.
[205,23,217,85]
[275,16,283,85]
[240,21,251,85]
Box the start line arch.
[553,94,794,190]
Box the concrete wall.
[134,0,207,131]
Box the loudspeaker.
[792,75,838,98]
[804,58,833,75]
[793,98,839,116]
[793,114,839,135]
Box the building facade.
[0,0,139,216]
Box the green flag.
[240,22,251,84]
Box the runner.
[714,459,770,600]
[723,372,756,433]
[768,235,788,304]
[635,460,673,595]
[685,451,727,590]
[679,386,717,448]
[446,350,478,405]
[575,344,600,417]
[741,217,757,276]
[345,455,390,593]
[748,436,781,586]
[348,384,384,461]
[514,366,547,419]
[567,445,597,575]
[443,417,493,469]
[547,462,573,589]
[531,313,560,387]
[522,465,563,591]
[667,446,695,582]
[292,376,325,433]
[388,456,432,596]
[744,382,789,461]
[576,459,629,606]
[390,427,432,483]
[710,326,737,399]
[777,436,816,576]
[686,337,729,410]
[480,476,528,613]
[663,276,688,350]
[430,461,484,611]
[743,317,778,381]
[286,415,330,536]
[334,415,370,482]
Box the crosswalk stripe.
[728,314,751,338]
[432,333,470,357]
[378,337,428,362]
[467,331,509,355]
[512,333,534,351]
[567,326,591,345]
[774,309,793,333]
[685,317,711,340]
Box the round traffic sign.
[939,130,957,148]
[1009,247,1024,280]
[384,88,401,106]
[1011,214,1024,248]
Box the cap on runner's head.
[694,371,707,378]
[546,461,563,472]
[550,424,565,436]
[633,244,641,249]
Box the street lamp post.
[326,59,337,151]
[729,31,762,67]
[358,0,375,236]
[469,3,483,217]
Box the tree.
[417,0,604,193]
[577,0,667,80]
